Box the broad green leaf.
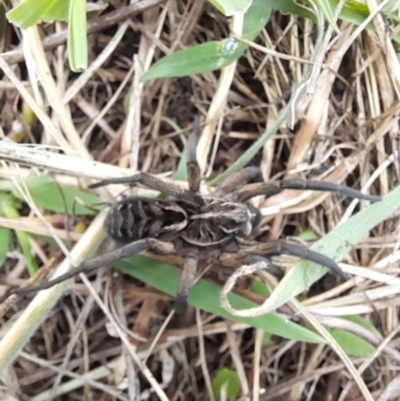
[68,0,87,71]
[10,176,100,215]
[7,0,68,29]
[343,315,382,340]
[328,328,375,357]
[141,40,247,81]
[141,0,271,81]
[269,0,315,20]
[115,255,325,343]
[242,0,272,39]
[253,186,400,313]
[211,368,240,400]
[208,0,252,16]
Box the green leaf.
[211,368,240,400]
[343,315,382,340]
[141,40,247,81]
[173,135,188,182]
[249,279,270,298]
[162,118,188,183]
[328,328,375,357]
[269,0,315,20]
[10,176,100,215]
[0,195,38,275]
[141,0,271,81]
[68,0,87,71]
[314,0,339,32]
[297,230,318,241]
[252,185,400,313]
[208,0,253,16]
[0,228,11,266]
[249,280,273,346]
[242,0,272,40]
[7,0,68,29]
[115,255,325,343]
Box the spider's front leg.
[238,240,351,280]
[234,178,381,203]
[215,166,264,195]
[90,172,202,206]
[11,238,175,295]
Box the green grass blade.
[115,256,325,343]
[257,186,400,313]
[314,0,339,32]
[328,328,375,357]
[141,0,271,81]
[10,176,100,215]
[0,228,11,266]
[0,196,38,275]
[208,0,252,16]
[68,0,87,71]
[7,0,67,29]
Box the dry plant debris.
[0,1,399,400]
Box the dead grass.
[0,1,399,400]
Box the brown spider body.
[14,118,382,314]
[106,195,254,254]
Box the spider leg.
[175,251,198,314]
[241,240,350,280]
[187,116,201,193]
[217,167,263,195]
[11,238,175,295]
[234,178,381,203]
[90,172,203,206]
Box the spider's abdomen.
[105,197,187,243]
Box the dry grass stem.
[0,1,398,400]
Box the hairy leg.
[234,178,381,203]
[12,238,175,295]
[236,240,350,280]
[90,172,203,206]
[216,167,263,195]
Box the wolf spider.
[15,119,381,313]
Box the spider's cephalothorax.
[14,118,381,313]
